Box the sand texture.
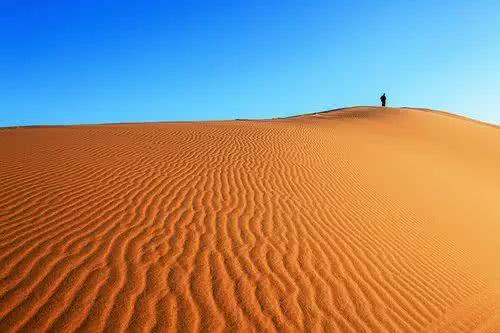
[1,106,500,332]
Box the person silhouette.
[380,93,387,107]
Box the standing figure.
[380,93,387,107]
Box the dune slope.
[1,107,500,332]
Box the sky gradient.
[1,1,499,126]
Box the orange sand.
[1,106,500,332]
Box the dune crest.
[1,107,499,332]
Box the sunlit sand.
[1,106,499,331]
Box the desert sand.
[1,106,499,332]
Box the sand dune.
[1,106,499,332]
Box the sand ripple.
[1,107,500,332]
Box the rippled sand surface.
[1,107,499,332]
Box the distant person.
[380,93,387,107]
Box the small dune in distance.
[1,106,499,332]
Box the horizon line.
[1,106,498,130]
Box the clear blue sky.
[1,1,499,126]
